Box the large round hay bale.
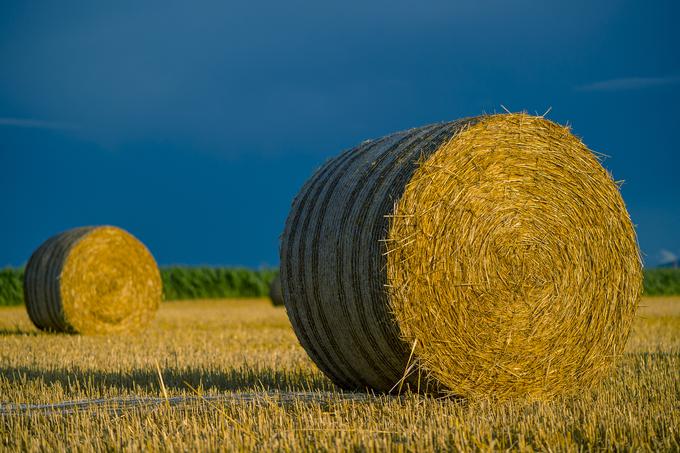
[280,113,642,398]
[269,275,284,306]
[24,226,162,334]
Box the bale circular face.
[281,113,642,398]
[386,114,642,398]
[24,226,162,334]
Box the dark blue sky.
[1,1,679,267]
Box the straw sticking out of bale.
[24,226,162,334]
[280,113,642,398]
[269,275,284,306]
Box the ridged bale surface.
[269,276,284,306]
[281,118,475,391]
[280,113,642,398]
[24,226,162,334]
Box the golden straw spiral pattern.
[386,114,642,398]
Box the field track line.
[0,391,380,416]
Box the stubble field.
[1,297,678,451]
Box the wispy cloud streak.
[0,118,79,130]
[575,76,680,92]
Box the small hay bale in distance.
[24,226,162,334]
[269,275,284,306]
[280,113,642,399]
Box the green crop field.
[0,267,279,306]
[1,267,679,307]
[1,297,678,451]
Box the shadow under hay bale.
[280,113,642,399]
[24,226,162,335]
[269,275,284,306]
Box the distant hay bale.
[24,226,162,334]
[269,275,284,306]
[280,113,642,399]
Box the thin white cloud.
[659,249,678,265]
[0,117,79,130]
[575,76,680,92]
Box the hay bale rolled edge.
[24,226,162,334]
[24,227,94,332]
[280,118,475,391]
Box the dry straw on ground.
[24,226,162,335]
[269,275,284,306]
[280,113,642,399]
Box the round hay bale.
[269,275,284,306]
[280,113,642,398]
[24,226,162,334]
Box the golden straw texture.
[281,113,642,398]
[24,226,162,335]
[387,114,642,398]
